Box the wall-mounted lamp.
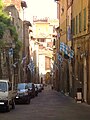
[77,45,81,50]
[77,45,88,58]
[80,51,88,58]
[61,6,64,14]
[21,1,27,8]
[61,7,64,12]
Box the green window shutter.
[84,8,86,31]
[76,15,78,34]
[79,12,81,32]
[73,18,75,35]
[71,19,73,34]
[71,18,75,35]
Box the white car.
[0,79,16,112]
[36,84,42,92]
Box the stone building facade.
[71,0,90,104]
[54,0,90,104]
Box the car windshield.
[17,84,26,90]
[28,83,32,88]
[37,84,41,87]
[0,82,7,91]
[34,84,37,87]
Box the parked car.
[0,79,16,112]
[34,84,38,96]
[36,84,42,92]
[15,83,31,104]
[27,83,35,98]
[41,84,44,90]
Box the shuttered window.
[76,15,78,34]
[79,12,81,32]
[45,57,50,70]
[84,8,86,31]
[71,18,75,35]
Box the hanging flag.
[67,26,71,41]
[57,53,63,62]
[57,33,60,39]
[60,42,74,58]
[21,56,27,64]
[9,48,13,57]
[60,42,68,55]
[27,59,35,73]
[12,62,18,68]
[68,49,74,58]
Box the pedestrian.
[51,84,53,90]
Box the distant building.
[32,17,59,83]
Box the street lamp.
[54,0,61,91]
[21,1,27,81]
[21,1,27,57]
[21,1,27,22]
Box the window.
[0,82,7,91]
[84,8,86,30]
[37,39,39,42]
[79,12,81,32]
[53,39,55,46]
[40,39,45,42]
[25,85,28,89]
[71,18,75,35]
[76,15,78,34]
[45,57,50,70]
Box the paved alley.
[0,85,90,120]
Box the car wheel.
[6,103,10,112]
[36,92,38,96]
[26,97,30,104]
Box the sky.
[24,0,57,22]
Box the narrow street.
[0,85,90,120]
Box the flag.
[57,53,63,62]
[67,26,71,41]
[60,42,74,58]
[68,49,74,58]
[9,48,13,57]
[21,56,27,64]
[60,42,68,55]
